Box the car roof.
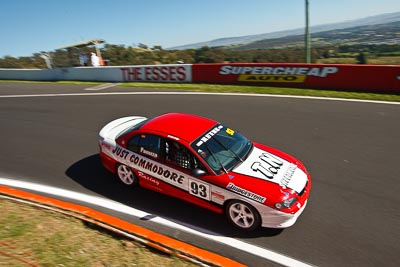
[140,113,218,143]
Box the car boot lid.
[99,116,147,141]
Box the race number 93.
[189,179,211,201]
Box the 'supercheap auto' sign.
[219,65,338,83]
[191,63,400,92]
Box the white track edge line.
[0,177,314,267]
[0,91,398,105]
[84,83,119,91]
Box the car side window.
[165,140,206,172]
[127,134,161,159]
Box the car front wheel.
[226,200,261,231]
[116,164,138,186]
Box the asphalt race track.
[0,82,399,266]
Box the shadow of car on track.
[65,154,283,238]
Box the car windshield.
[191,124,253,173]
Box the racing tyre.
[116,164,138,186]
[225,200,261,231]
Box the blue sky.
[1,0,399,57]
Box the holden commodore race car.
[99,113,311,231]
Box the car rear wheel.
[116,164,138,186]
[226,200,261,231]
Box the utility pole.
[305,0,311,63]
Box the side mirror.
[191,168,207,177]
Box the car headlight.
[275,197,297,210]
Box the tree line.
[1,43,399,69]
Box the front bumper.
[260,200,308,228]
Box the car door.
[163,139,219,202]
[125,133,168,191]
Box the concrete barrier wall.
[1,63,399,93]
[0,64,192,83]
[0,68,56,81]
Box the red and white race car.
[99,113,311,231]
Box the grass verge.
[119,82,400,102]
[0,198,197,267]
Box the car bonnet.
[232,147,308,194]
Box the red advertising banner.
[192,63,400,93]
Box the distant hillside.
[169,11,400,50]
[234,20,400,50]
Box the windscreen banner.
[191,63,400,93]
